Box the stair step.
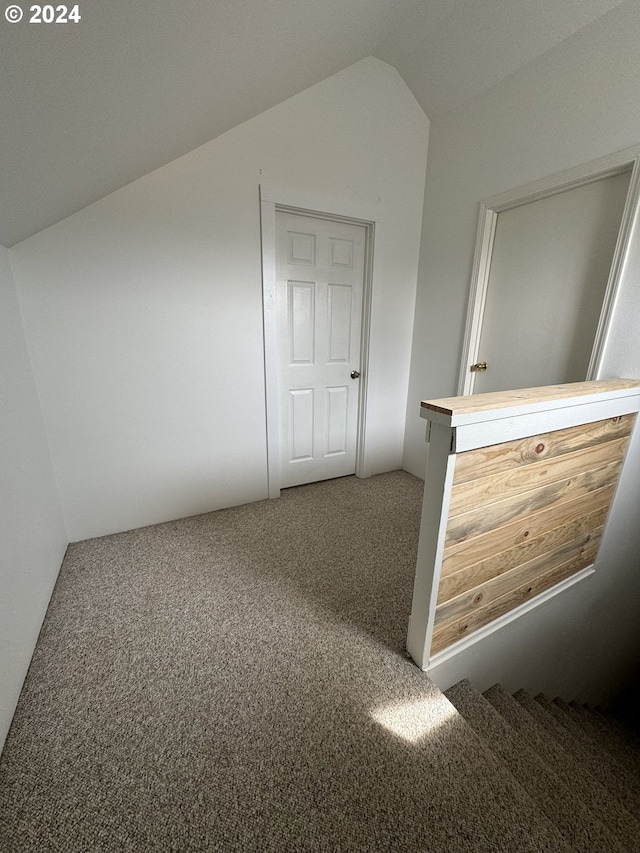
[535,693,640,817]
[610,694,640,742]
[430,693,576,852]
[583,702,640,752]
[514,690,610,790]
[445,680,617,853]
[565,699,640,777]
[483,684,640,852]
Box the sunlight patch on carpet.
[371,697,457,743]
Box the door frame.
[260,185,379,498]
[458,145,640,396]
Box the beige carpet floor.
[0,471,570,852]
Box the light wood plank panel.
[438,506,609,603]
[448,436,628,517]
[445,459,622,547]
[442,484,615,572]
[431,544,599,655]
[452,415,635,485]
[422,379,640,418]
[436,528,603,619]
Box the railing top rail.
[421,379,640,428]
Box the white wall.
[0,246,68,753]
[404,0,640,704]
[12,58,428,542]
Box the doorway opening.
[459,146,640,396]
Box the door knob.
[470,361,488,372]
[350,370,361,379]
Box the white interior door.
[276,211,365,488]
[469,169,631,395]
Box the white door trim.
[260,185,380,498]
[458,145,640,396]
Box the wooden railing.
[406,379,640,671]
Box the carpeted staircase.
[444,680,640,853]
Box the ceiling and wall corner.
[374,0,628,118]
[0,0,627,248]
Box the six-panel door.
[275,212,365,488]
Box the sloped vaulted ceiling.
[0,0,627,247]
